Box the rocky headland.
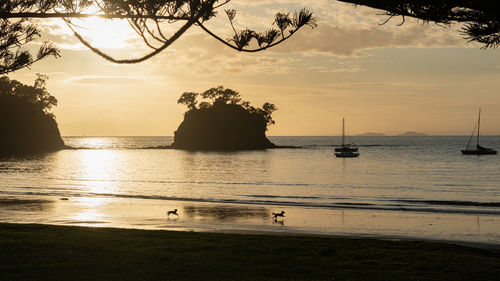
[0,75,66,156]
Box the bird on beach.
[167,209,179,217]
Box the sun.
[75,17,136,49]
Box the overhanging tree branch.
[64,16,198,63]
[339,0,500,48]
[0,12,190,20]
[1,0,316,74]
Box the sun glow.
[75,17,136,49]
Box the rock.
[171,103,276,150]
[0,95,66,156]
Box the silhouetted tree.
[261,102,278,126]
[219,88,241,105]
[177,92,199,110]
[0,74,57,114]
[340,0,500,48]
[1,1,316,74]
[200,86,241,105]
[200,86,221,103]
[177,85,277,128]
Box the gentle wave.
[2,189,499,215]
[30,177,319,188]
[394,199,500,208]
[62,143,414,150]
[303,144,410,148]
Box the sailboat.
[334,118,359,158]
[461,108,497,155]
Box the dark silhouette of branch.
[0,19,60,75]
[339,0,500,48]
[197,8,316,52]
[0,12,190,20]
[0,0,316,74]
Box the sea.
[1,136,499,244]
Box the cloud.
[270,21,467,56]
[66,76,148,85]
[143,32,300,77]
[33,1,469,58]
[308,65,365,73]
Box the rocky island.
[171,86,277,150]
[0,75,65,156]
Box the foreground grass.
[0,223,499,281]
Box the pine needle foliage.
[1,0,316,74]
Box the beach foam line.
[393,199,500,208]
[2,189,500,216]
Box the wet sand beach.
[1,196,499,245]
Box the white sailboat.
[334,118,359,158]
[461,108,497,155]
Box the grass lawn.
[1,223,499,280]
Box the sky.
[7,0,500,136]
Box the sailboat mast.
[477,108,481,147]
[342,118,345,146]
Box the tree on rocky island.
[0,75,65,156]
[177,92,199,110]
[172,86,277,150]
[1,0,316,75]
[0,74,58,114]
[178,86,277,128]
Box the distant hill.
[397,131,429,136]
[355,132,386,136]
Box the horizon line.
[61,134,500,137]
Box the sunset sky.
[8,0,500,136]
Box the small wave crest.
[394,199,500,208]
[2,189,499,216]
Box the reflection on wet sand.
[272,219,284,226]
[0,198,53,211]
[183,205,269,222]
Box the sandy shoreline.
[1,195,499,246]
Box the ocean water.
[1,136,499,243]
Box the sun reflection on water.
[78,137,115,149]
[67,147,124,225]
[70,197,111,225]
[77,149,120,194]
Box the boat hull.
[334,146,358,152]
[461,149,497,155]
[334,152,359,158]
